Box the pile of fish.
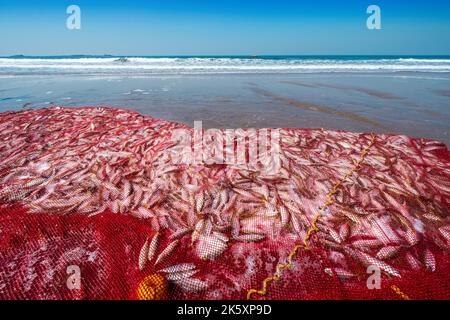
[0,106,449,298]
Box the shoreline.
[2,71,450,77]
[1,72,449,146]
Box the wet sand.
[281,80,403,100]
[434,89,450,98]
[248,84,383,128]
[0,72,449,145]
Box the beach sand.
[0,72,449,145]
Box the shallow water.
[0,72,449,145]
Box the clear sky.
[0,0,449,56]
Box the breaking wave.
[1,56,450,75]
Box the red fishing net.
[0,107,449,300]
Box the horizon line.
[2,54,450,58]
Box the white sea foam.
[0,57,449,74]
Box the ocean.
[0,56,449,145]
[1,55,450,75]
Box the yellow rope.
[247,133,376,300]
[391,285,411,300]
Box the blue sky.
[0,0,449,56]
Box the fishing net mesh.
[0,107,449,300]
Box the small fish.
[212,231,229,243]
[195,192,205,213]
[174,277,208,293]
[191,219,205,243]
[327,228,342,244]
[279,205,289,226]
[147,233,160,263]
[232,188,260,201]
[159,263,196,274]
[346,248,400,277]
[165,270,198,282]
[439,227,450,243]
[290,213,303,236]
[376,246,401,260]
[196,235,228,260]
[169,228,192,240]
[403,228,420,246]
[424,249,436,272]
[265,202,278,217]
[136,207,154,219]
[351,239,383,249]
[339,224,350,241]
[405,252,422,270]
[333,268,356,280]
[154,240,179,267]
[231,213,240,238]
[233,233,265,243]
[138,239,149,271]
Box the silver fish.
[174,277,208,293]
[138,239,149,271]
[154,240,179,267]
